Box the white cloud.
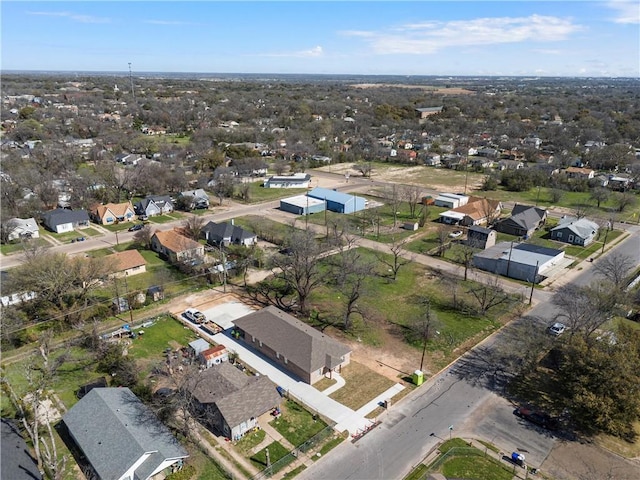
[604,0,640,24]
[341,15,582,55]
[256,46,324,58]
[26,11,111,24]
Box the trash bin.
[412,370,424,386]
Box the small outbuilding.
[434,193,469,209]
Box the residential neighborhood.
[1,71,639,480]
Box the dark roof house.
[62,387,188,480]
[41,208,90,233]
[233,306,351,385]
[495,204,547,238]
[186,362,281,440]
[202,221,257,247]
[1,418,43,480]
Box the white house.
[5,218,39,241]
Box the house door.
[568,235,574,243]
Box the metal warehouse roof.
[280,195,326,208]
[308,187,360,204]
[474,241,564,266]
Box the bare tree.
[408,298,442,372]
[467,276,511,315]
[0,218,19,244]
[436,225,450,257]
[590,187,610,208]
[384,184,403,227]
[615,192,636,212]
[376,237,410,281]
[400,184,423,218]
[181,215,206,241]
[270,229,323,314]
[594,252,635,291]
[354,162,373,178]
[133,224,155,249]
[553,283,617,342]
[454,243,476,281]
[1,336,69,479]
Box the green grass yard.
[270,400,328,448]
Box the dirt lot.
[318,164,485,193]
[350,83,475,95]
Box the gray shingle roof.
[63,388,187,480]
[41,208,89,228]
[1,418,43,480]
[187,363,280,428]
[551,216,599,239]
[233,306,351,375]
[502,204,546,231]
[202,221,256,243]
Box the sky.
[1,1,639,77]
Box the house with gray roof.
[185,362,281,440]
[232,306,351,385]
[202,220,257,247]
[495,204,547,238]
[467,225,496,249]
[179,189,210,209]
[550,216,599,246]
[62,387,188,480]
[4,217,40,242]
[1,418,43,480]
[41,208,90,233]
[135,195,174,217]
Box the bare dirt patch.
[542,440,640,480]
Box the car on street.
[182,308,207,324]
[449,230,463,238]
[514,406,558,430]
[548,322,566,336]
[128,223,144,232]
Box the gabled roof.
[137,195,173,210]
[63,388,187,480]
[468,225,493,235]
[186,363,280,429]
[202,221,256,243]
[104,250,146,272]
[1,418,43,480]
[202,345,227,360]
[92,201,134,220]
[7,217,38,231]
[502,204,546,231]
[451,198,499,221]
[233,306,351,375]
[551,216,599,239]
[180,189,209,200]
[41,208,89,227]
[153,229,201,253]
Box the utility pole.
[529,261,539,305]
[128,62,135,100]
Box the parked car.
[449,230,463,238]
[514,406,558,430]
[182,308,207,324]
[138,214,148,221]
[548,322,566,336]
[128,223,144,232]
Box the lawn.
[282,465,307,479]
[127,315,200,361]
[149,214,178,224]
[596,422,640,459]
[236,182,308,203]
[101,222,135,232]
[0,237,50,255]
[430,438,514,480]
[234,429,266,455]
[270,400,328,448]
[328,361,395,410]
[250,440,293,473]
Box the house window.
[259,340,262,347]
[276,352,280,359]
[284,357,288,364]
[557,232,562,238]
[568,235,574,243]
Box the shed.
[200,345,229,368]
[189,338,211,356]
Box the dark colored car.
[128,223,144,232]
[514,406,559,430]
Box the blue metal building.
[307,187,366,214]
